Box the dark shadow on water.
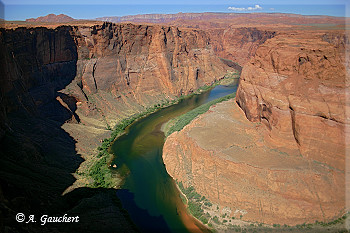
[117,189,171,233]
[0,24,238,233]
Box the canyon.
[163,29,349,228]
[1,12,348,232]
[0,21,238,232]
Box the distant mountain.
[26,14,76,23]
[96,12,237,24]
[96,12,344,25]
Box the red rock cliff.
[0,22,233,232]
[1,22,233,141]
[163,31,348,227]
[236,32,348,171]
[69,22,232,129]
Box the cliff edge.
[0,22,233,232]
[162,31,348,227]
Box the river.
[110,80,238,233]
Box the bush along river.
[110,78,239,233]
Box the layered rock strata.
[0,22,233,232]
[1,22,232,160]
[163,100,345,225]
[208,27,276,66]
[70,23,231,128]
[236,33,348,171]
[163,32,348,225]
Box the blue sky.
[1,0,348,20]
[2,0,348,4]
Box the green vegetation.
[175,182,349,233]
[165,93,235,137]
[188,201,204,220]
[223,212,350,233]
[89,153,113,188]
[176,181,214,225]
[213,216,220,224]
[88,99,180,187]
[175,73,238,103]
[179,194,187,204]
[88,115,144,187]
[87,73,239,188]
[299,212,350,228]
[223,71,240,80]
[204,201,212,207]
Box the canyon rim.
[1,6,349,233]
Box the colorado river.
[111,80,238,233]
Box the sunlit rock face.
[163,31,348,225]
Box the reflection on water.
[111,81,238,233]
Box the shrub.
[188,201,204,219]
[165,93,235,136]
[213,216,220,224]
[199,215,209,224]
[178,181,185,192]
[204,201,212,207]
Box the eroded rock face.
[0,22,232,232]
[68,23,231,128]
[163,31,348,226]
[236,33,348,171]
[1,22,232,144]
[0,26,79,133]
[209,27,276,66]
[163,100,345,225]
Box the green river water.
[111,81,238,233]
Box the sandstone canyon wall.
[1,22,232,159]
[0,22,233,232]
[208,27,276,66]
[69,23,231,129]
[163,31,348,226]
[236,32,349,171]
[0,25,136,233]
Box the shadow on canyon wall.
[0,27,138,233]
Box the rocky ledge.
[236,32,348,172]
[162,32,348,226]
[163,100,345,226]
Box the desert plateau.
[0,2,349,233]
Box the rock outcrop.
[208,27,276,66]
[0,22,233,232]
[163,31,348,226]
[69,23,231,128]
[163,100,345,225]
[1,22,232,153]
[236,32,348,171]
[0,25,139,232]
